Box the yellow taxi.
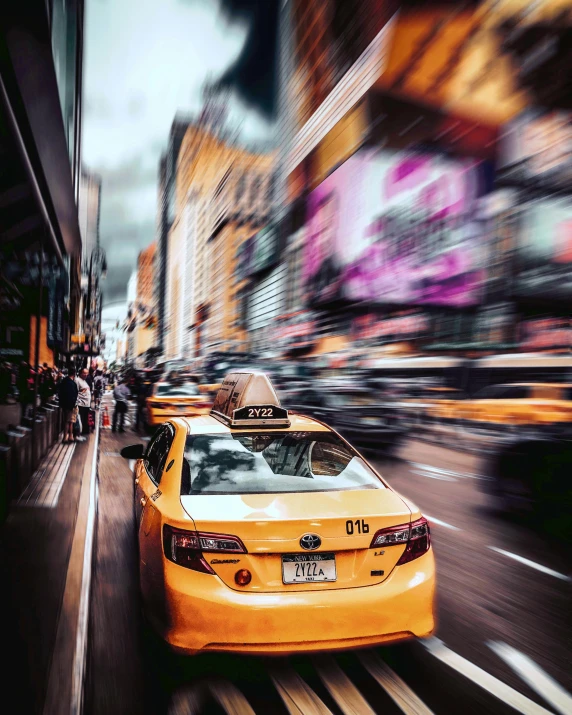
[428,382,572,428]
[144,380,213,428]
[122,372,435,656]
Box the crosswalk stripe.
[423,637,553,715]
[168,684,205,715]
[270,665,333,715]
[358,650,434,715]
[489,641,572,715]
[208,679,256,715]
[313,655,375,715]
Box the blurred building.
[78,169,106,361]
[164,109,274,360]
[0,0,85,385]
[125,244,158,367]
[137,242,156,311]
[155,118,192,354]
[100,303,128,366]
[78,169,101,265]
[271,0,572,361]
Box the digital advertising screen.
[303,150,487,307]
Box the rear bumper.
[144,550,436,655]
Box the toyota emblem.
[300,533,321,551]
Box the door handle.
[140,497,147,507]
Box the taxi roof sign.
[210,372,290,428]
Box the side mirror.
[120,443,145,460]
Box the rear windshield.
[181,432,384,495]
[156,383,199,397]
[474,385,527,399]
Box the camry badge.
[300,533,321,551]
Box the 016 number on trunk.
[346,519,369,535]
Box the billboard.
[499,110,572,189]
[303,151,486,307]
[513,197,572,301]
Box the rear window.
[181,432,384,495]
[156,383,199,397]
[475,385,529,399]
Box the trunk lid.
[181,489,411,592]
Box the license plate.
[282,553,336,584]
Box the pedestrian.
[134,376,149,431]
[86,367,94,400]
[93,369,104,409]
[58,367,79,443]
[112,379,130,433]
[0,361,11,403]
[39,363,54,404]
[75,367,92,436]
[17,361,33,424]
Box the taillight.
[163,525,246,573]
[370,516,430,564]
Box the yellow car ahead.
[144,381,213,429]
[428,382,572,427]
[123,372,435,656]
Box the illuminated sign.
[286,15,396,175]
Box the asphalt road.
[84,395,571,715]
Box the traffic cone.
[102,405,111,429]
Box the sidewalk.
[0,419,98,713]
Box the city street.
[84,394,571,715]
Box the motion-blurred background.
[1,1,572,714]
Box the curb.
[42,418,100,715]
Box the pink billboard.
[303,151,486,306]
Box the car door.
[138,424,175,609]
[138,425,173,557]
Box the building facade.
[136,242,156,311]
[78,169,101,267]
[164,117,274,360]
[155,118,192,353]
[1,0,85,407]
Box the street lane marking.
[424,515,460,531]
[358,650,434,715]
[270,665,333,715]
[488,547,570,582]
[489,641,572,715]
[208,678,256,715]
[168,684,205,714]
[313,655,375,715]
[411,469,457,481]
[423,637,553,715]
[410,462,483,480]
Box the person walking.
[93,369,104,409]
[134,375,149,431]
[76,368,91,436]
[58,367,79,443]
[112,379,130,433]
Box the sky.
[83,0,278,306]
